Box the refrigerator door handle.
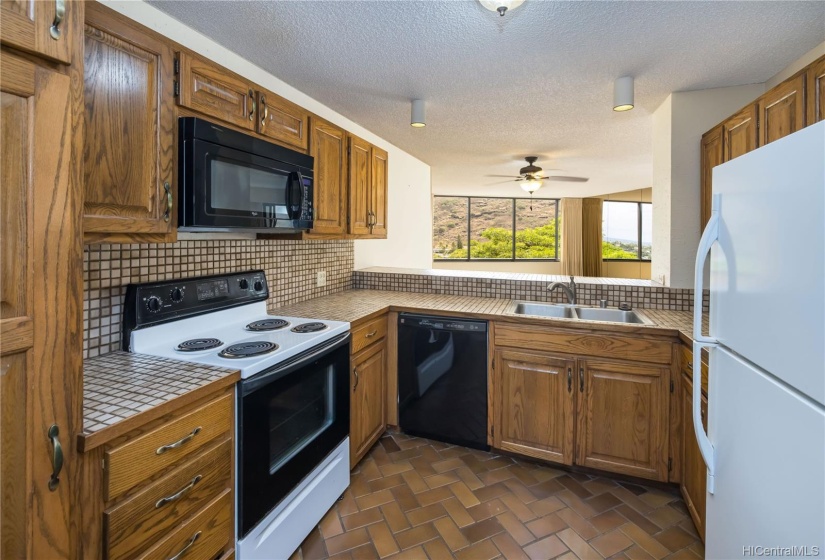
[693,193,720,494]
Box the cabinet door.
[83,3,175,237]
[350,341,387,467]
[177,51,255,131]
[494,350,575,465]
[722,104,758,161]
[1,0,73,64]
[758,73,805,146]
[700,125,723,230]
[1,51,82,560]
[807,55,825,125]
[576,359,669,481]
[681,375,707,542]
[256,90,309,151]
[348,134,371,236]
[370,145,389,238]
[309,117,347,236]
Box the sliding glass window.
[432,196,559,261]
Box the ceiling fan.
[487,156,589,194]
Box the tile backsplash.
[353,268,710,312]
[84,239,353,358]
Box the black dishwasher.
[398,313,489,450]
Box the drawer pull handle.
[567,367,572,393]
[167,531,201,560]
[365,330,378,338]
[156,426,202,455]
[353,368,359,392]
[48,424,63,491]
[155,474,202,508]
[579,367,584,392]
[248,89,256,121]
[163,182,173,223]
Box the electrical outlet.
[316,271,327,287]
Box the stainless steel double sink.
[513,302,652,325]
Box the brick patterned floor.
[293,432,705,560]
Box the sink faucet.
[547,276,577,305]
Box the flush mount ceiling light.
[613,76,635,112]
[410,99,426,128]
[478,0,525,17]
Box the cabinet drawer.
[138,490,232,560]
[105,439,232,559]
[495,323,672,365]
[680,344,709,395]
[351,315,387,354]
[105,394,232,500]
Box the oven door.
[237,333,350,537]
[186,138,307,230]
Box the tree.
[456,235,463,250]
[445,220,558,259]
[601,241,638,259]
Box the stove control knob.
[238,278,249,290]
[146,296,162,313]
[170,288,184,303]
[253,280,264,292]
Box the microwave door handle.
[289,171,304,220]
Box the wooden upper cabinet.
[348,134,372,236]
[494,350,575,465]
[83,3,176,240]
[350,340,387,468]
[176,50,255,131]
[758,73,805,146]
[575,359,669,481]
[807,54,825,125]
[700,125,723,230]
[1,0,74,64]
[310,117,348,235]
[681,374,708,542]
[722,104,758,161]
[370,145,389,238]
[256,89,310,151]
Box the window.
[432,196,559,261]
[602,201,652,261]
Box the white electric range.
[122,270,351,560]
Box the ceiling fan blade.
[484,174,521,178]
[545,176,589,182]
[485,180,518,185]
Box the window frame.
[432,195,560,262]
[601,200,652,263]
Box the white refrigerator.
[693,121,825,559]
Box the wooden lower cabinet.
[681,373,707,542]
[350,324,388,468]
[494,350,575,465]
[576,359,670,481]
[79,388,235,560]
[492,324,674,482]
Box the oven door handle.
[241,332,351,395]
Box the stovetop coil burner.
[291,322,328,334]
[219,341,279,359]
[246,319,290,331]
[176,338,223,352]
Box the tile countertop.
[274,289,709,346]
[79,352,239,452]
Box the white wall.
[765,40,825,90]
[651,84,764,287]
[101,1,433,271]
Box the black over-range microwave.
[178,117,314,232]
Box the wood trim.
[494,322,673,365]
[668,343,682,484]
[385,311,399,427]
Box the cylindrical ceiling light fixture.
[613,76,634,112]
[479,0,525,16]
[411,99,426,128]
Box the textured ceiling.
[150,0,825,198]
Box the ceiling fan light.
[613,76,634,112]
[521,179,542,193]
[411,99,426,128]
[478,0,525,16]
